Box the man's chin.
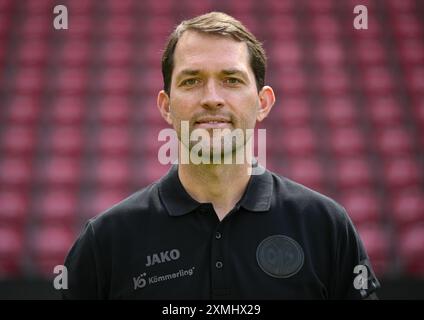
[187,143,247,164]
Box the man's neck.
[178,162,251,221]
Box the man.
[63,12,380,299]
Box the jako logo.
[145,249,180,267]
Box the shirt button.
[215,232,222,239]
[215,261,223,269]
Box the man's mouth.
[194,117,232,129]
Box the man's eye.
[181,78,200,86]
[224,78,242,85]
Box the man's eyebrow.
[176,69,201,77]
[221,69,248,78]
[175,68,249,79]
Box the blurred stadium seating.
[0,0,423,282]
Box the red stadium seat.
[386,0,416,13]
[270,42,303,67]
[322,96,358,128]
[0,0,423,281]
[81,189,128,220]
[340,191,381,227]
[101,40,134,67]
[367,96,403,128]
[100,67,134,94]
[374,127,414,157]
[135,160,171,186]
[0,157,33,189]
[35,189,77,226]
[0,12,11,41]
[141,40,164,66]
[275,96,311,127]
[397,39,424,66]
[315,67,350,96]
[306,0,335,13]
[238,16,259,35]
[226,0,255,15]
[404,67,424,96]
[0,191,28,227]
[67,0,95,15]
[184,0,213,16]
[46,126,84,156]
[0,0,13,13]
[355,39,387,65]
[281,127,317,157]
[0,125,37,157]
[96,95,131,125]
[308,14,341,39]
[390,14,423,38]
[0,226,24,276]
[0,39,5,65]
[382,157,421,190]
[54,68,89,95]
[412,97,424,129]
[39,156,81,188]
[24,0,54,14]
[286,157,325,192]
[105,0,135,14]
[59,39,92,67]
[334,157,374,190]
[96,126,131,156]
[5,96,41,125]
[103,15,136,39]
[357,225,390,276]
[139,69,163,94]
[50,96,85,125]
[399,225,424,276]
[17,15,50,39]
[263,0,295,13]
[17,40,48,67]
[314,40,345,67]
[32,226,75,277]
[390,189,424,230]
[141,125,170,156]
[66,15,93,39]
[142,17,178,39]
[273,68,307,95]
[134,97,164,125]
[263,15,298,39]
[144,0,174,15]
[92,157,131,188]
[329,127,366,157]
[361,66,395,95]
[13,67,45,96]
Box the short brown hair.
[161,12,267,95]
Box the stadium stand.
[0,0,423,282]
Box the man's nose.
[200,80,225,109]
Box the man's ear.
[257,86,276,122]
[157,90,173,125]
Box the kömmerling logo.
[133,267,196,290]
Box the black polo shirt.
[63,165,380,300]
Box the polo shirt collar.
[158,164,273,217]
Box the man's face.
[159,30,270,157]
